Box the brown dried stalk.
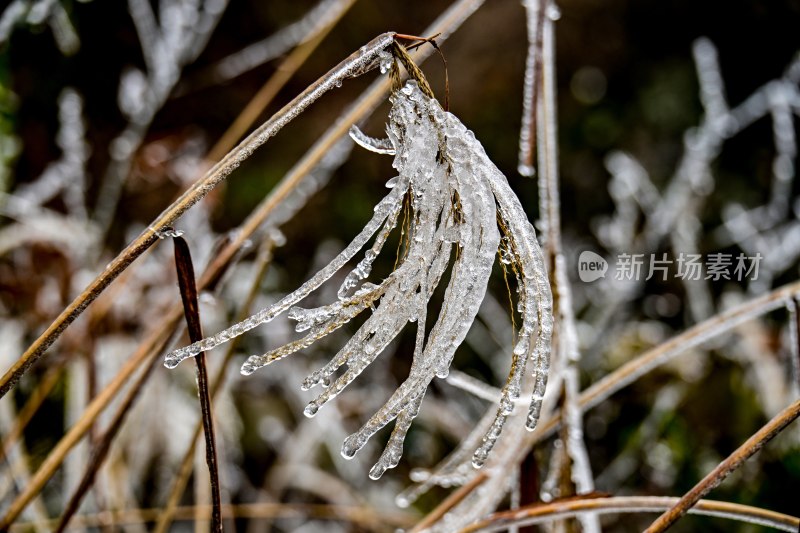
[409,473,488,533]
[173,235,223,532]
[11,503,415,532]
[459,495,799,532]
[154,240,275,533]
[645,397,800,532]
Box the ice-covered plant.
[164,44,553,478]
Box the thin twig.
[173,236,222,533]
[11,503,416,532]
[459,495,799,532]
[644,398,800,532]
[409,472,488,533]
[155,240,274,533]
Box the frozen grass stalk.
[164,46,553,478]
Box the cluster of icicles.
[164,79,553,480]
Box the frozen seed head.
[161,78,552,482]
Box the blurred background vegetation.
[1,0,800,531]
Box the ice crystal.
[164,79,553,478]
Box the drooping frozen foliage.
[164,78,552,478]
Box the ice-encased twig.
[165,178,407,368]
[165,79,552,480]
[517,0,545,177]
[210,0,354,85]
[15,88,89,220]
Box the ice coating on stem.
[164,79,552,479]
[334,82,551,475]
[164,179,407,368]
[517,0,543,177]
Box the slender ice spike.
[212,0,353,84]
[337,193,403,299]
[472,411,507,468]
[517,0,544,177]
[240,288,379,375]
[164,179,407,368]
[349,124,396,155]
[369,391,424,479]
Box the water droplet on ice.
[341,443,357,460]
[240,358,258,376]
[379,52,393,74]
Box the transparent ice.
[164,80,552,478]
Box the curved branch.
[460,495,799,532]
[645,398,800,532]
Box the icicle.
[349,125,396,155]
[517,0,543,177]
[693,37,729,124]
[164,180,407,368]
[164,79,552,480]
